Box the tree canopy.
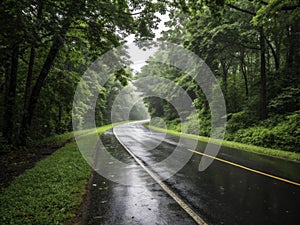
[0,0,165,145]
[137,0,300,151]
[0,0,299,152]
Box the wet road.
[84,121,300,225]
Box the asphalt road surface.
[83,121,300,225]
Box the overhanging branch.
[259,0,300,11]
[227,4,256,16]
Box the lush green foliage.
[0,141,89,224]
[228,111,300,152]
[0,0,298,154]
[0,124,115,224]
[138,0,299,152]
[146,124,300,161]
[0,0,166,145]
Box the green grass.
[31,131,75,148]
[0,124,118,225]
[146,124,300,162]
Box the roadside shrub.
[231,111,300,152]
[233,126,273,147]
[226,111,258,133]
[268,87,300,114]
[180,113,211,136]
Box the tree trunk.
[1,61,11,132]
[3,44,19,143]
[286,20,300,81]
[264,37,279,71]
[220,60,228,94]
[23,46,35,119]
[259,27,267,120]
[56,102,63,133]
[240,50,249,98]
[19,25,69,144]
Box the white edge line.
[113,125,208,225]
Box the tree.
[138,0,299,150]
[0,0,166,144]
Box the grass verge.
[32,131,75,147]
[0,123,117,225]
[146,124,300,162]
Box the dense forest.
[1,0,299,152]
[138,0,300,152]
[0,0,164,147]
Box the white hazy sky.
[126,12,170,73]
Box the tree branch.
[122,10,143,16]
[227,4,256,16]
[264,36,279,70]
[259,0,300,11]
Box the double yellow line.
[187,149,300,187]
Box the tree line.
[1,0,299,152]
[0,0,165,146]
[138,0,300,151]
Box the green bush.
[268,87,300,114]
[226,111,258,133]
[231,111,300,152]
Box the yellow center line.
[187,149,300,187]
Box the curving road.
[83,121,300,225]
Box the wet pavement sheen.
[85,129,197,225]
[84,122,300,225]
